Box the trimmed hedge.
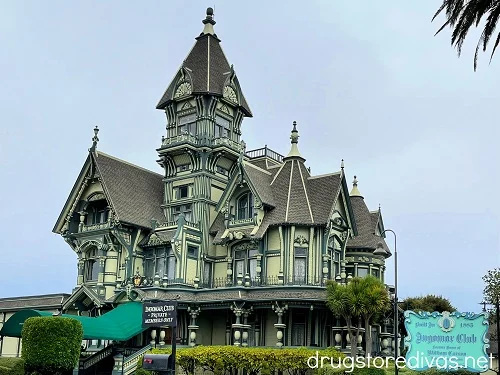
[136,346,345,375]
[0,357,24,375]
[21,316,83,375]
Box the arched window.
[84,248,100,282]
[236,192,253,220]
[328,237,341,280]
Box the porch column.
[230,304,244,346]
[272,302,288,347]
[187,306,201,347]
[241,307,253,347]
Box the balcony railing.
[229,217,254,226]
[160,134,243,152]
[80,221,110,233]
[246,146,284,163]
[200,276,326,289]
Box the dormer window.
[236,192,253,220]
[215,115,230,138]
[178,113,196,135]
[86,198,109,225]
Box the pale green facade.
[0,8,395,359]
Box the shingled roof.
[156,9,251,116]
[346,178,390,253]
[94,152,165,229]
[0,293,69,312]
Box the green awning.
[0,302,145,342]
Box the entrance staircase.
[74,344,152,375]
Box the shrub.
[21,316,83,375]
[136,346,345,375]
[0,357,24,375]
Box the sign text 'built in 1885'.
[142,301,177,327]
[404,310,490,373]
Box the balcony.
[80,221,111,233]
[200,276,326,289]
[246,146,284,163]
[160,134,243,152]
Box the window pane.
[203,262,212,284]
[295,247,307,257]
[179,113,196,125]
[249,258,257,280]
[91,260,99,280]
[235,250,245,260]
[292,324,306,346]
[235,260,245,276]
[294,258,306,283]
[167,256,176,280]
[357,268,368,277]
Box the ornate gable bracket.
[294,235,309,246]
[173,68,193,100]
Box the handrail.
[79,344,114,370]
[122,344,152,375]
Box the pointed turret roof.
[347,177,390,253]
[156,8,252,116]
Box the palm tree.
[326,277,366,358]
[432,0,500,70]
[359,276,391,356]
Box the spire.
[350,175,363,198]
[89,126,99,152]
[285,121,304,159]
[202,7,216,35]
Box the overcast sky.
[1,1,498,313]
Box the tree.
[402,294,456,313]
[482,267,500,366]
[399,294,457,337]
[432,0,500,70]
[359,276,391,356]
[326,276,390,357]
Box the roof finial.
[284,121,304,160]
[350,175,363,197]
[291,121,299,144]
[89,126,99,152]
[341,159,344,170]
[202,7,216,35]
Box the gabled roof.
[156,10,252,116]
[215,160,275,213]
[94,152,165,229]
[53,150,165,232]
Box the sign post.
[404,310,490,373]
[142,300,178,375]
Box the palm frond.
[432,0,500,70]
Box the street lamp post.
[374,229,397,375]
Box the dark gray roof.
[243,163,275,207]
[139,229,177,247]
[0,293,69,312]
[156,33,252,116]
[95,152,165,229]
[347,196,389,252]
[210,157,344,244]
